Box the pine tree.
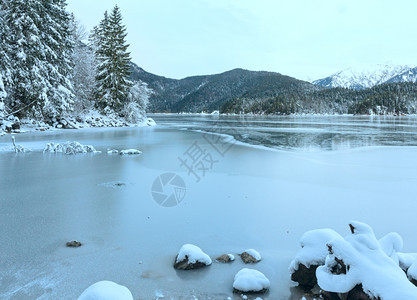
[38,0,75,117]
[4,0,74,119]
[94,6,131,112]
[0,0,12,86]
[6,0,48,118]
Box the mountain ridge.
[312,63,416,90]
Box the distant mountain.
[312,63,413,90]
[129,62,417,115]
[385,67,417,84]
[129,63,319,112]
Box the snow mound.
[233,268,270,293]
[289,228,342,273]
[316,221,417,299]
[77,281,133,300]
[119,149,142,155]
[43,141,99,155]
[175,244,212,266]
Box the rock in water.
[233,268,270,294]
[77,281,133,300]
[173,244,212,270]
[290,263,318,291]
[216,254,235,263]
[66,241,82,247]
[240,249,262,264]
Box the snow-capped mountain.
[385,67,417,84]
[313,63,414,90]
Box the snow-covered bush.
[77,281,133,300]
[122,81,151,124]
[43,141,98,155]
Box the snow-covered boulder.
[119,149,142,155]
[289,228,342,290]
[77,281,133,300]
[43,141,98,155]
[316,221,417,299]
[216,254,235,263]
[173,244,212,270]
[233,268,270,293]
[240,249,262,264]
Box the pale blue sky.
[67,0,417,80]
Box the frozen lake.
[1,115,417,299]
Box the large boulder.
[173,244,212,270]
[289,228,342,290]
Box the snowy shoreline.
[0,113,156,136]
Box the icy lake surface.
[0,115,417,299]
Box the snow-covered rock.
[289,228,342,290]
[43,141,99,155]
[77,281,133,300]
[173,243,212,270]
[233,268,270,293]
[240,249,262,264]
[119,149,142,155]
[216,254,235,263]
[316,221,417,299]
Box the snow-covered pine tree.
[4,0,74,119]
[5,0,48,118]
[0,0,12,88]
[94,6,131,112]
[38,0,74,118]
